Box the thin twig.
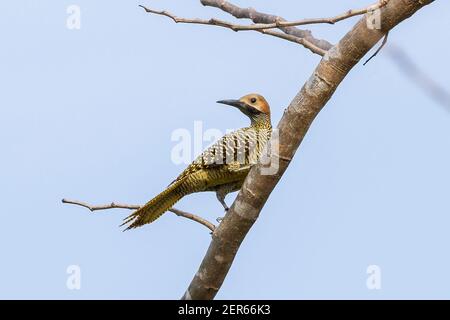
[363,32,389,65]
[169,207,217,232]
[61,198,216,232]
[62,199,140,211]
[260,29,327,56]
[139,5,326,56]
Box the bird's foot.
[216,207,229,223]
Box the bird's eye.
[250,97,257,103]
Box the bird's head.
[217,93,271,125]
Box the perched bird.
[123,93,272,230]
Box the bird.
[122,93,272,230]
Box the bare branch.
[61,198,216,232]
[260,29,327,56]
[139,5,325,56]
[181,0,435,300]
[62,198,140,211]
[169,207,217,232]
[219,0,389,31]
[200,0,333,51]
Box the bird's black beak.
[216,99,248,111]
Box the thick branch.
[182,0,434,300]
[200,0,333,51]
[61,198,216,232]
[139,5,326,56]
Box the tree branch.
[61,198,216,232]
[200,0,333,51]
[139,5,326,56]
[181,0,435,300]
[212,0,389,31]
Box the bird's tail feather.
[122,180,185,230]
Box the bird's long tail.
[122,179,186,230]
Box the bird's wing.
[172,129,252,184]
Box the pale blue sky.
[0,0,449,299]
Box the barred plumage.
[123,94,272,230]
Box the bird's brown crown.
[239,94,270,115]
